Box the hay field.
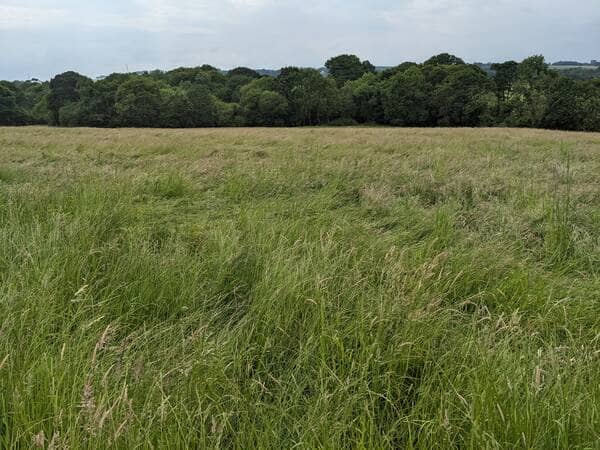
[0,126,599,448]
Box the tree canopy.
[325,54,376,86]
[1,53,598,132]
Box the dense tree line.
[1,54,599,131]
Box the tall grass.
[0,126,599,448]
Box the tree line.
[1,53,599,131]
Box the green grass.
[0,126,599,448]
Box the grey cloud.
[1,0,598,80]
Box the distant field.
[550,65,599,70]
[0,126,599,448]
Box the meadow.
[0,126,599,448]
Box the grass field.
[0,126,599,448]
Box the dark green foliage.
[76,75,129,127]
[215,100,244,126]
[325,54,376,86]
[433,65,496,126]
[421,63,453,86]
[518,55,549,82]
[0,80,49,125]
[361,60,376,74]
[227,67,261,79]
[0,84,22,125]
[115,77,163,127]
[379,62,419,80]
[4,80,48,124]
[424,53,466,66]
[160,88,194,128]
[165,67,206,86]
[2,53,599,131]
[276,68,342,125]
[224,75,257,103]
[577,80,600,131]
[542,77,580,130]
[241,78,289,126]
[343,73,384,123]
[58,102,84,127]
[491,61,518,101]
[186,85,218,127]
[504,56,554,128]
[382,67,429,125]
[47,71,92,125]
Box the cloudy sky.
[1,0,598,80]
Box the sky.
[1,0,599,80]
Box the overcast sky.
[1,0,599,80]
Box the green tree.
[11,80,49,124]
[215,100,244,126]
[241,78,289,126]
[491,61,518,102]
[542,77,579,130]
[505,56,553,128]
[257,91,289,126]
[382,66,429,126]
[283,69,340,125]
[433,65,496,126]
[186,85,218,127]
[227,67,261,79]
[166,66,228,101]
[577,80,600,131]
[506,81,548,127]
[224,75,256,103]
[30,95,50,124]
[166,67,205,86]
[10,52,596,131]
[379,62,418,80]
[0,84,22,125]
[47,71,91,125]
[422,64,453,87]
[518,55,548,83]
[362,60,376,74]
[58,102,84,127]
[160,88,194,128]
[424,53,465,66]
[344,73,384,123]
[115,77,163,127]
[325,55,376,86]
[490,61,519,121]
[77,74,131,127]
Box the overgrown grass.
[0,126,599,448]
